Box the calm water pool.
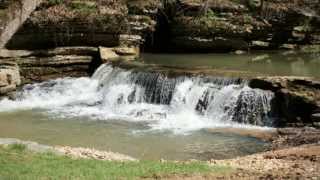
[141,52,320,78]
[0,110,269,160]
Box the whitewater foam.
[0,64,275,134]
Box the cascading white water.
[0,64,275,133]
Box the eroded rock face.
[249,76,320,127]
[165,0,320,52]
[6,0,158,50]
[0,47,101,84]
[0,0,42,48]
[3,0,319,52]
[0,60,21,97]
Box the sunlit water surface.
[0,111,269,160]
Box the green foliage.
[7,144,26,152]
[243,14,253,23]
[69,2,97,13]
[204,9,216,20]
[0,145,233,179]
[47,0,64,6]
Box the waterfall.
[0,64,275,133]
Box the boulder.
[0,59,21,95]
[99,46,139,63]
[99,47,120,63]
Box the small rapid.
[0,64,275,134]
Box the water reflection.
[141,52,320,78]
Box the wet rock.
[249,77,320,127]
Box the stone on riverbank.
[0,59,21,97]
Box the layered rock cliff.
[4,0,320,52]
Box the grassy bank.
[0,144,232,179]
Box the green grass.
[0,144,233,179]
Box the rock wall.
[164,0,320,52]
[4,0,320,52]
[0,47,101,84]
[0,0,42,48]
[6,0,158,50]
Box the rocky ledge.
[1,0,319,53]
[0,46,140,86]
[249,76,320,127]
